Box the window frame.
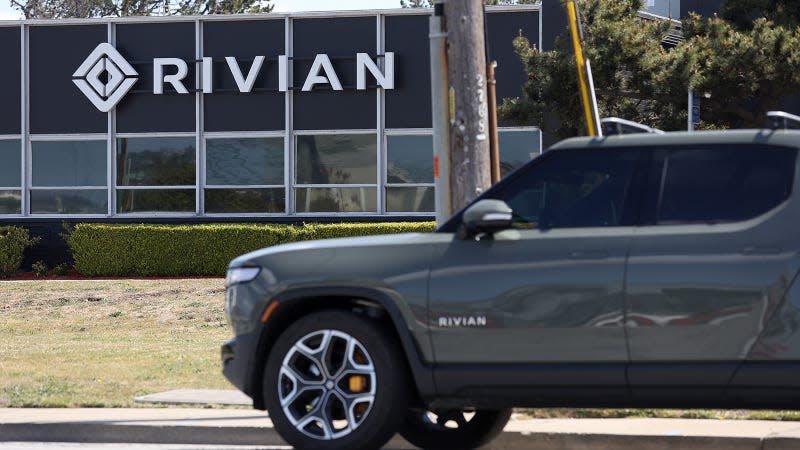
[384,128,435,215]
[642,144,798,226]
[0,135,23,216]
[293,129,380,215]
[497,127,543,179]
[439,146,647,233]
[114,132,198,216]
[203,131,288,216]
[498,148,642,230]
[28,134,109,217]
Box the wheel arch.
[247,286,435,410]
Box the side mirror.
[458,199,514,240]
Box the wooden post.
[444,0,491,211]
[487,60,500,184]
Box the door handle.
[569,250,610,260]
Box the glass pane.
[659,147,796,224]
[0,140,21,187]
[296,134,376,184]
[206,138,284,186]
[499,130,540,177]
[32,140,107,187]
[117,189,195,213]
[386,186,435,213]
[296,187,376,213]
[387,135,433,184]
[117,137,195,186]
[0,190,21,214]
[205,188,285,213]
[499,149,638,229]
[30,189,107,214]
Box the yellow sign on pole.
[566,1,601,137]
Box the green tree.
[400,0,430,7]
[720,0,800,30]
[11,0,272,19]
[178,0,272,15]
[500,0,800,136]
[400,0,537,7]
[501,0,683,137]
[680,9,800,127]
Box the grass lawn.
[0,279,231,407]
[2,278,800,421]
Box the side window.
[657,146,796,224]
[496,149,639,229]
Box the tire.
[263,309,410,450]
[399,408,512,450]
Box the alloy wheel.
[278,329,377,440]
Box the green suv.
[222,123,800,450]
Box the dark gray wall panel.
[540,0,565,51]
[203,20,285,131]
[293,17,376,130]
[487,10,539,106]
[385,15,431,129]
[115,22,195,133]
[681,0,724,17]
[0,26,21,135]
[29,25,107,134]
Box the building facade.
[4,2,711,262]
[0,6,541,233]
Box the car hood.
[229,232,446,269]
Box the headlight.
[225,267,261,287]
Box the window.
[30,140,107,214]
[204,137,285,214]
[386,134,434,213]
[0,139,21,214]
[497,149,639,229]
[295,134,377,213]
[499,129,540,177]
[656,146,796,224]
[116,137,195,213]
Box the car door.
[625,144,798,401]
[428,148,641,400]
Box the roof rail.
[767,111,800,130]
[600,117,664,135]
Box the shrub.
[32,261,49,277]
[53,263,71,276]
[0,226,40,277]
[68,222,436,277]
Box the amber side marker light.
[260,300,280,323]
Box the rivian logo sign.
[73,43,138,113]
[74,42,396,112]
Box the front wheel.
[399,408,512,450]
[262,310,410,450]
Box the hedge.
[0,226,40,277]
[67,222,436,277]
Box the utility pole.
[430,1,452,226]
[443,0,492,213]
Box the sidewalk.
[2,390,800,449]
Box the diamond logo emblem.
[73,43,138,112]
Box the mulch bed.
[3,269,222,281]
